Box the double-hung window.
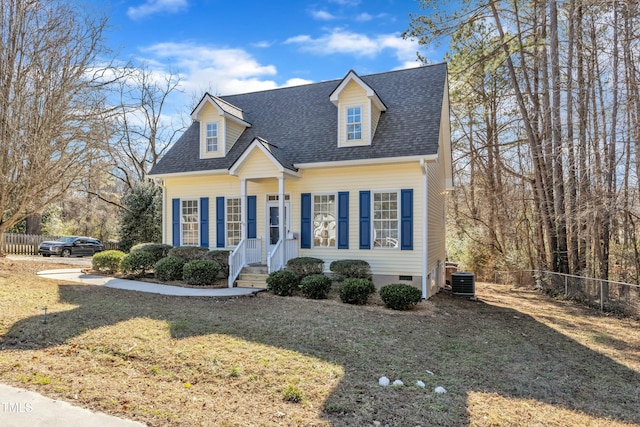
[313,194,336,247]
[181,199,199,246]
[226,197,241,246]
[206,122,218,152]
[346,106,362,140]
[373,191,398,248]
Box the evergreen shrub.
[339,278,376,305]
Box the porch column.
[278,175,285,268]
[240,178,247,241]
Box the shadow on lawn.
[2,283,640,426]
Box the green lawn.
[0,259,639,426]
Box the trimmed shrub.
[154,256,185,282]
[339,278,376,305]
[168,246,208,262]
[379,284,423,310]
[92,250,126,274]
[130,243,172,263]
[286,257,324,278]
[266,270,299,296]
[204,250,230,278]
[329,259,372,281]
[119,251,156,277]
[183,260,220,286]
[300,274,332,299]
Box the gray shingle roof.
[148,63,447,176]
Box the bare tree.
[0,0,115,255]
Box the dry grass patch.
[0,259,639,426]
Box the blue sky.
[103,0,444,99]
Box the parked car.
[39,236,104,257]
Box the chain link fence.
[494,270,640,316]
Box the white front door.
[266,200,291,254]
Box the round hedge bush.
[168,246,208,261]
[183,260,220,286]
[130,243,172,263]
[339,278,376,305]
[300,274,332,299]
[266,270,299,296]
[203,250,230,278]
[329,259,372,280]
[379,284,422,310]
[286,257,324,278]
[154,256,185,282]
[119,251,156,277]
[92,250,126,274]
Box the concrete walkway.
[37,269,263,297]
[0,383,146,427]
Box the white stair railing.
[267,238,298,273]
[228,238,262,287]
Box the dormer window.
[206,122,219,152]
[347,106,362,141]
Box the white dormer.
[191,94,251,159]
[330,70,387,148]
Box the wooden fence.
[2,233,119,256]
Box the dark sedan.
[39,236,104,257]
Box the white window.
[347,106,362,140]
[206,122,218,152]
[313,194,336,248]
[373,191,398,248]
[226,197,241,247]
[181,199,199,246]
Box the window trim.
[371,190,400,250]
[181,198,200,247]
[205,122,219,153]
[312,193,337,249]
[346,105,363,141]
[225,196,242,248]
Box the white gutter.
[147,169,229,179]
[296,154,438,170]
[421,159,429,299]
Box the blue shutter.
[338,192,349,249]
[301,193,311,249]
[200,197,209,248]
[401,189,413,250]
[359,191,371,249]
[172,198,180,247]
[216,196,225,248]
[247,196,257,239]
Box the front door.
[266,200,291,254]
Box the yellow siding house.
[148,64,452,298]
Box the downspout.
[155,178,167,245]
[421,159,429,299]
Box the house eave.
[295,154,438,170]
[146,169,228,179]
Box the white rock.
[378,376,390,386]
[416,380,426,388]
[393,379,404,386]
[425,369,434,376]
[434,386,447,394]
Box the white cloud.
[310,10,337,20]
[284,29,422,68]
[138,42,312,96]
[127,0,188,20]
[283,78,314,87]
[329,0,361,5]
[355,12,373,22]
[252,41,273,48]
